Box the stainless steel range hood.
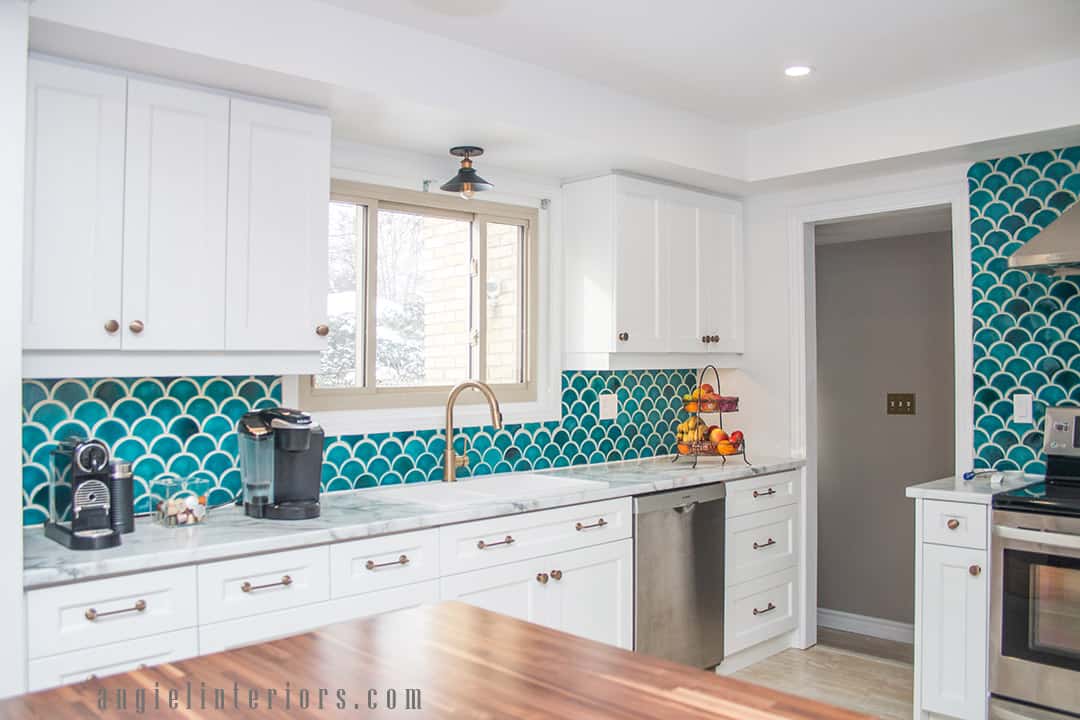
[1008,203,1080,276]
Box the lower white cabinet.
[28,629,199,691]
[439,539,633,649]
[919,541,988,720]
[199,581,439,654]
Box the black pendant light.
[440,146,493,199]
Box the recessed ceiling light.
[784,65,813,78]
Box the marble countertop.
[24,455,804,589]
[905,471,1042,504]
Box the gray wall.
[815,231,954,625]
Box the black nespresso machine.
[238,407,323,520]
[46,437,122,550]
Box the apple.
[700,383,715,395]
[708,427,729,444]
[730,430,744,445]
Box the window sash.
[302,181,539,411]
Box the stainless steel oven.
[991,509,1080,717]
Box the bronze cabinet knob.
[550,570,563,581]
[104,319,120,334]
[315,324,330,337]
[128,320,144,334]
[947,519,960,530]
[536,572,549,585]
[617,331,629,342]
[710,335,720,343]
[969,565,981,577]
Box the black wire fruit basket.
[673,364,751,469]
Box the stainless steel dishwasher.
[634,482,725,668]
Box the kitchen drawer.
[28,628,199,691]
[199,581,438,654]
[923,499,987,550]
[725,504,798,586]
[724,567,798,656]
[27,566,197,658]
[331,529,439,598]
[726,470,800,518]
[439,498,631,576]
[197,546,330,624]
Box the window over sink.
[300,180,538,411]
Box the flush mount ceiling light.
[784,65,813,78]
[440,146,494,200]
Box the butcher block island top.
[0,603,867,720]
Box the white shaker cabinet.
[225,98,331,352]
[439,555,559,629]
[563,174,743,369]
[23,59,126,351]
[122,79,229,350]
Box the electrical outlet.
[598,393,619,421]
[887,393,916,416]
[1013,393,1034,424]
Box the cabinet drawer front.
[197,546,330,624]
[725,567,798,656]
[27,566,197,658]
[726,470,800,518]
[331,529,439,598]
[28,628,199,692]
[199,581,439,655]
[923,500,987,549]
[439,498,631,575]
[726,504,798,586]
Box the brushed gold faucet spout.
[444,381,503,483]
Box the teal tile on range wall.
[21,370,696,525]
[970,146,1080,472]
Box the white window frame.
[299,180,541,419]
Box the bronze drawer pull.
[753,602,777,616]
[241,575,293,593]
[753,538,776,550]
[366,555,410,571]
[753,488,776,498]
[575,518,608,531]
[550,569,563,581]
[477,535,514,550]
[947,519,960,530]
[536,572,549,584]
[85,599,146,621]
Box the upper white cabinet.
[225,99,330,352]
[22,58,331,377]
[563,174,743,368]
[23,59,126,351]
[123,79,229,351]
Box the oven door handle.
[995,524,1080,552]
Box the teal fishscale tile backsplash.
[970,145,1080,472]
[21,370,695,525]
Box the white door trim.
[787,181,973,650]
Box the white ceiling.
[319,0,1080,127]
[815,205,952,246]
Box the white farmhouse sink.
[365,482,492,509]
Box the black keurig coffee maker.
[45,437,122,550]
[237,407,323,520]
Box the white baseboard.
[714,632,795,675]
[817,608,914,645]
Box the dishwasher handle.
[674,501,699,514]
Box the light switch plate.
[598,393,619,420]
[1013,393,1034,424]
[887,393,916,415]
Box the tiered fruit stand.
[673,364,750,469]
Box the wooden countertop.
[0,603,871,719]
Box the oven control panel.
[1044,406,1080,456]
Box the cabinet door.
[23,59,126,350]
[699,201,743,352]
[123,79,228,350]
[546,539,632,649]
[225,98,330,351]
[921,543,988,720]
[439,558,557,629]
[663,198,707,352]
[613,181,665,353]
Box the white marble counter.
[24,455,804,589]
[905,471,1042,504]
